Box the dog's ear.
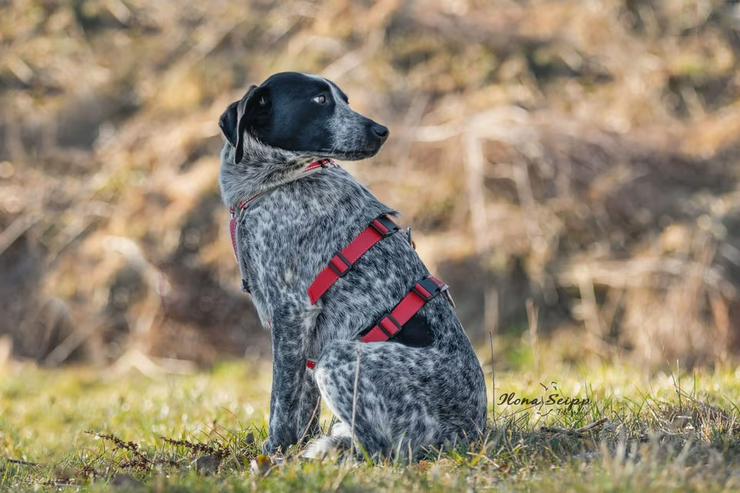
[219,100,241,148]
[220,84,268,163]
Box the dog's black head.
[219,72,389,163]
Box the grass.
[0,350,738,492]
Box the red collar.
[229,158,336,215]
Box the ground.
[1,346,738,492]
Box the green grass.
[0,353,738,492]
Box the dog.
[218,72,487,459]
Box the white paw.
[303,436,339,459]
[330,421,352,439]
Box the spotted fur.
[218,73,487,459]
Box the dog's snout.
[371,124,389,139]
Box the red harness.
[306,275,448,369]
[227,158,450,369]
[359,275,447,343]
[307,215,399,304]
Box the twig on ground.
[540,417,609,435]
[85,431,152,469]
[350,347,362,458]
[526,299,539,371]
[4,458,39,467]
[159,436,221,457]
[485,288,498,424]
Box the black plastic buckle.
[377,313,403,338]
[328,251,352,277]
[369,215,399,237]
[412,276,447,301]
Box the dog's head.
[219,72,389,163]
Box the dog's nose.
[371,124,389,139]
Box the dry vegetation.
[1,1,739,367]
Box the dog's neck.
[219,134,321,208]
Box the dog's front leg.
[294,369,321,442]
[263,311,319,454]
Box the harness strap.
[229,209,252,293]
[307,215,399,304]
[305,275,448,369]
[360,275,448,343]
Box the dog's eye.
[312,94,327,105]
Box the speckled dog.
[218,72,487,459]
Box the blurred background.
[1,0,738,371]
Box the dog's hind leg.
[311,341,450,460]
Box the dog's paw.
[303,423,353,460]
[303,436,349,459]
[261,438,282,455]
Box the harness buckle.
[328,251,352,277]
[369,215,399,237]
[377,313,403,338]
[412,276,448,302]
